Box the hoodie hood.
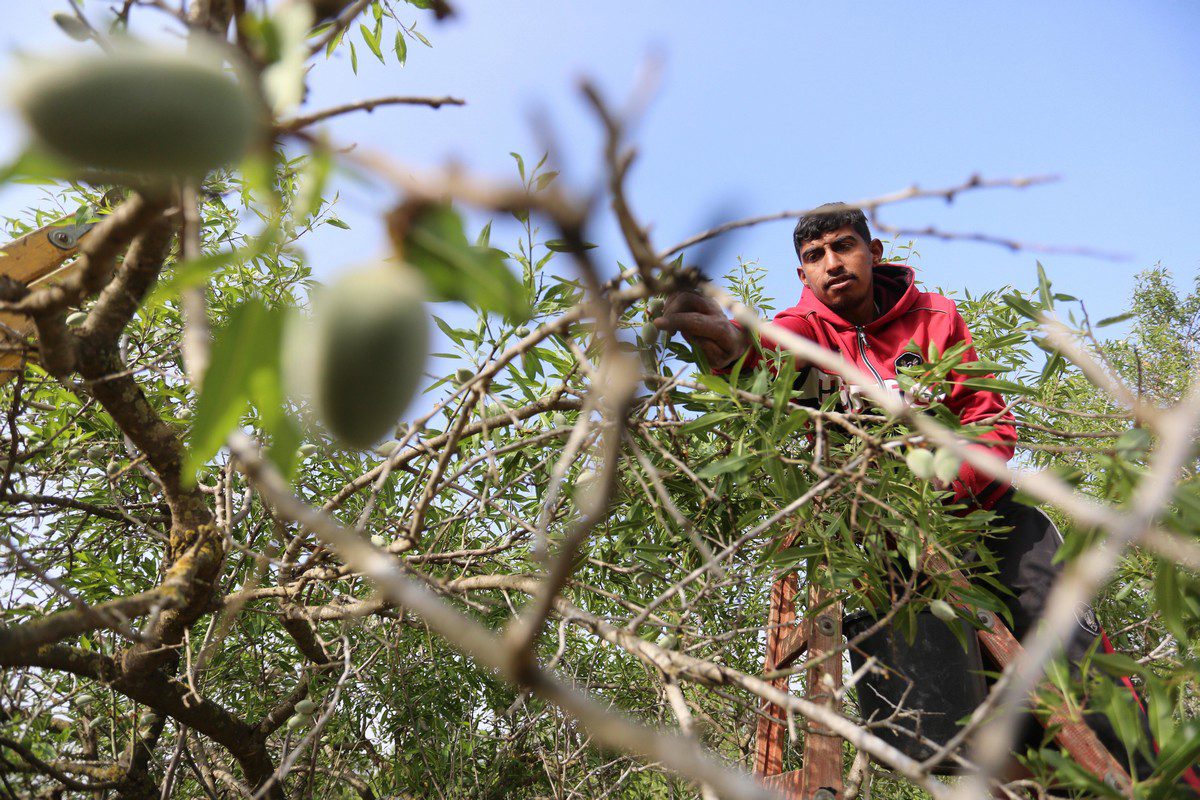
[796,263,918,330]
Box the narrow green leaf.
[475,220,492,248]
[1096,311,1134,328]
[185,300,283,481]
[959,377,1039,397]
[545,239,597,253]
[1036,261,1054,310]
[403,203,529,321]
[393,30,407,65]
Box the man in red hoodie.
[654,204,1179,788]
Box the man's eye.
[804,249,822,262]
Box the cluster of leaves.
[0,3,1197,799]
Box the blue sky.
[3,2,1198,327]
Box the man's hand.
[652,290,750,370]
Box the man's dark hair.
[792,203,872,258]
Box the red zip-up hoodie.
[731,263,1017,508]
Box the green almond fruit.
[288,265,428,450]
[369,534,387,548]
[75,694,94,707]
[66,310,88,326]
[454,367,474,385]
[648,298,665,318]
[905,449,935,481]
[86,445,106,462]
[297,443,320,458]
[294,699,318,715]
[930,599,957,623]
[657,633,679,650]
[933,448,961,484]
[13,43,260,178]
[374,440,400,457]
[640,321,659,345]
[286,714,306,731]
[551,412,567,428]
[514,326,531,338]
[52,12,92,41]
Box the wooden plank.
[762,768,804,795]
[754,572,798,778]
[798,585,844,800]
[774,624,808,672]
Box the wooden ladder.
[753,557,1134,799]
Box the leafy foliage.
[0,4,1196,800]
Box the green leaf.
[402,203,529,321]
[535,171,558,190]
[475,220,491,248]
[544,239,597,253]
[325,26,345,58]
[696,453,756,479]
[952,359,1011,376]
[185,300,284,481]
[1036,261,1054,311]
[1003,292,1040,320]
[1155,562,1186,640]
[349,40,358,73]
[360,22,384,62]
[958,377,1039,397]
[1089,652,1144,678]
[393,31,407,65]
[1096,311,1134,328]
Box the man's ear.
[870,238,884,263]
[796,266,810,288]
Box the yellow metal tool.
[0,212,98,384]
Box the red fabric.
[725,264,1017,507]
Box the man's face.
[795,225,883,319]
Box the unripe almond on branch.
[51,12,91,41]
[13,42,261,179]
[905,449,935,481]
[286,265,429,450]
[933,448,961,485]
[294,699,318,715]
[930,599,957,623]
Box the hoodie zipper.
[856,326,885,385]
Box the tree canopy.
[0,3,1197,799]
